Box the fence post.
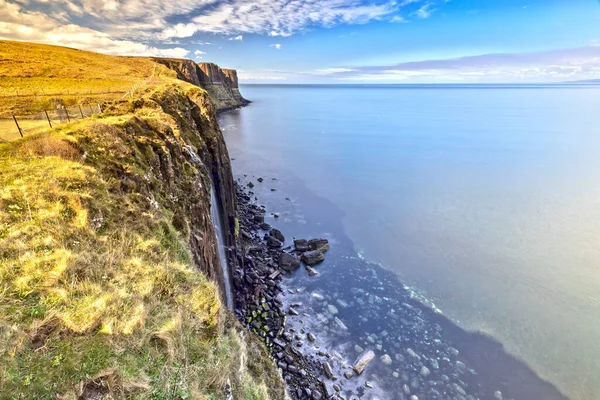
[64,107,71,122]
[44,110,52,128]
[79,105,84,119]
[12,114,23,138]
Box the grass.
[0,41,178,117]
[0,68,282,398]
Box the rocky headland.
[154,58,250,112]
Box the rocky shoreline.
[234,181,340,399]
[232,177,517,400]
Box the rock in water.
[306,265,319,276]
[266,236,282,248]
[380,354,392,365]
[323,362,334,379]
[279,252,301,271]
[353,350,375,375]
[270,228,285,242]
[294,239,310,252]
[301,250,325,265]
[309,238,330,253]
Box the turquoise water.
[221,84,600,399]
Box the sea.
[220,84,600,400]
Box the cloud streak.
[313,46,600,82]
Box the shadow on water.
[221,110,569,400]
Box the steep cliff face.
[0,81,284,399]
[154,59,250,112]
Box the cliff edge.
[153,58,250,112]
[0,41,282,399]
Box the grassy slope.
[0,42,282,399]
[0,41,169,117]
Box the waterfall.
[185,146,234,309]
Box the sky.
[1,0,599,83]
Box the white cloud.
[0,0,188,57]
[314,67,355,74]
[161,0,399,38]
[333,46,600,82]
[268,30,292,37]
[0,0,449,58]
[415,3,434,19]
[390,15,408,23]
[239,74,287,81]
[271,43,282,50]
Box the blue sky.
[1,0,599,82]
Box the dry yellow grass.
[0,40,178,117]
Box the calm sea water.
[221,84,600,400]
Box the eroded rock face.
[152,58,249,112]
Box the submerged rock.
[353,350,375,375]
[323,362,334,379]
[306,265,319,276]
[380,354,392,365]
[302,250,325,265]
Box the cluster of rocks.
[285,266,512,400]
[234,182,342,399]
[234,178,510,400]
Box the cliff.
[154,59,250,112]
[0,40,283,399]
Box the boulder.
[306,265,319,276]
[309,238,330,253]
[301,250,325,265]
[353,350,375,375]
[266,236,282,248]
[279,252,301,271]
[270,228,285,242]
[294,239,310,252]
[323,362,334,379]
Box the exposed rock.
[294,239,311,252]
[270,228,285,242]
[266,236,283,248]
[309,238,330,253]
[306,265,319,276]
[301,250,325,265]
[322,362,334,379]
[279,252,301,271]
[353,350,375,375]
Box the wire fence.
[0,104,102,142]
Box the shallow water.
[221,84,600,400]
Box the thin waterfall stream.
[186,146,234,309]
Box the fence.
[0,104,102,142]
